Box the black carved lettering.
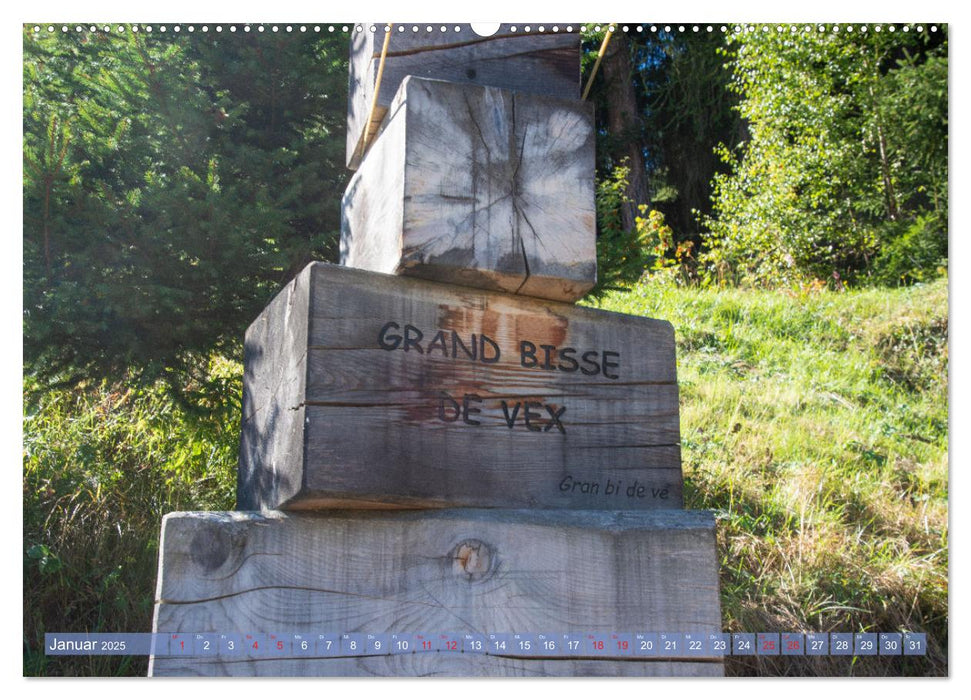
[377,321,402,350]
[602,351,620,380]
[524,401,543,432]
[580,350,601,375]
[462,394,482,426]
[540,344,556,370]
[543,404,566,434]
[403,325,424,353]
[452,331,477,361]
[500,401,520,428]
[438,392,460,421]
[558,347,579,372]
[520,341,538,368]
[480,334,501,363]
[427,330,449,356]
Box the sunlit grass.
[588,275,948,675]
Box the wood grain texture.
[347,25,579,169]
[341,77,596,303]
[237,270,310,511]
[238,262,683,512]
[150,509,722,677]
[153,655,722,678]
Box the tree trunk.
[601,34,649,231]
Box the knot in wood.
[450,539,494,582]
[189,524,234,573]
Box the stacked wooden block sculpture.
[150,25,722,677]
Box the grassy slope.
[23,279,948,676]
[22,359,241,676]
[588,276,948,675]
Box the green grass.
[23,278,947,677]
[587,275,948,675]
[22,358,240,676]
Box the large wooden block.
[149,509,723,676]
[341,77,596,302]
[347,24,579,169]
[238,262,682,512]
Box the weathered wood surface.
[347,25,579,169]
[150,509,722,677]
[238,262,682,512]
[236,268,310,513]
[341,77,596,303]
[153,655,722,678]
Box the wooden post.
[237,262,682,512]
[342,77,596,302]
[150,509,722,677]
[347,25,580,170]
[151,27,723,678]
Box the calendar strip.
[45,632,927,657]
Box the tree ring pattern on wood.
[450,539,496,582]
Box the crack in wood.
[160,584,473,610]
[298,401,414,409]
[520,205,552,257]
[240,347,308,425]
[205,550,284,582]
[158,651,721,665]
[570,444,681,450]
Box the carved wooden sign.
[153,27,722,680]
[237,262,682,511]
[342,77,596,303]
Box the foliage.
[588,275,948,675]
[872,215,948,286]
[638,206,695,283]
[586,27,740,254]
[701,25,948,287]
[23,359,240,675]
[592,164,696,295]
[633,29,742,244]
[591,164,652,295]
[23,28,348,398]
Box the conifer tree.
[23,27,348,398]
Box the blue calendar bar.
[535,633,560,656]
[782,633,805,656]
[462,633,487,654]
[44,631,930,657]
[806,632,828,655]
[635,633,659,656]
[45,633,156,655]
